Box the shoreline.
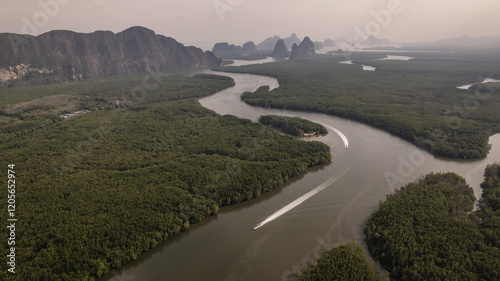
[212,64,497,161]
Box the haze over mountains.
[212,33,338,55]
[0,26,221,87]
[423,35,500,50]
[210,32,500,57]
[1,23,498,88]
[257,33,302,50]
[211,41,257,56]
[289,37,316,60]
[271,39,289,58]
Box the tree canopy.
[224,51,500,159]
[0,73,331,280]
[297,242,384,281]
[258,114,328,137]
[364,167,500,280]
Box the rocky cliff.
[0,26,222,87]
[271,39,289,58]
[256,35,281,50]
[282,33,302,50]
[289,37,316,60]
[212,42,243,55]
[257,33,301,50]
[212,41,258,55]
[360,35,391,46]
[242,41,257,52]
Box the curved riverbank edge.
[213,66,496,160]
[98,70,332,281]
[258,115,329,138]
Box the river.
[101,59,500,281]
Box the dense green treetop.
[258,114,328,137]
[364,168,500,281]
[297,242,385,281]
[0,73,331,280]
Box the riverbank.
[0,72,332,280]
[257,114,328,137]
[106,58,500,280]
[218,52,500,159]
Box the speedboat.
[252,223,263,230]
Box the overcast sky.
[1,0,499,49]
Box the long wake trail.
[323,124,349,148]
[253,167,350,230]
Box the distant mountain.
[333,37,348,44]
[360,35,391,46]
[282,33,302,49]
[211,41,258,56]
[242,41,258,52]
[289,37,316,60]
[313,41,324,50]
[271,39,289,58]
[430,35,500,49]
[323,39,335,47]
[212,42,243,55]
[257,35,281,50]
[0,26,221,87]
[257,33,301,50]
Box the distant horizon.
[1,0,499,50]
[3,24,499,52]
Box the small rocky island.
[258,115,328,137]
[289,36,316,60]
[271,39,290,58]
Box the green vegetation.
[297,242,385,281]
[364,168,500,281]
[258,114,328,137]
[478,163,500,248]
[222,51,500,159]
[0,73,330,280]
[0,73,235,144]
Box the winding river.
[101,59,500,281]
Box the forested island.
[297,242,384,281]
[364,165,500,280]
[0,73,331,280]
[258,114,328,137]
[221,51,500,159]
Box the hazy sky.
[1,0,499,49]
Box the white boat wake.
[324,124,349,149]
[253,167,350,230]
